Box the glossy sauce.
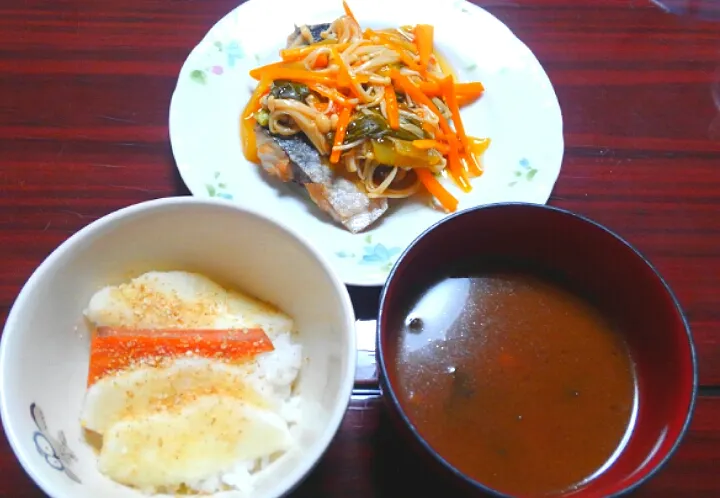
[240,110,260,164]
[392,272,636,497]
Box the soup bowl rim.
[376,201,698,498]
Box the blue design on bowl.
[30,403,81,483]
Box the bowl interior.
[378,203,696,497]
[0,198,356,498]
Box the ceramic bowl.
[0,197,356,498]
[377,202,697,498]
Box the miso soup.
[391,271,636,496]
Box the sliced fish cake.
[81,358,272,434]
[98,394,294,491]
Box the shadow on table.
[650,0,720,21]
[169,156,193,196]
[371,408,491,498]
[710,66,720,141]
[347,286,382,320]
[293,396,493,498]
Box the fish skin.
[255,125,388,233]
[254,23,389,233]
[286,23,331,47]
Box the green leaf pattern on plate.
[453,0,472,14]
[205,171,233,200]
[509,157,539,187]
[190,69,207,85]
[336,235,403,272]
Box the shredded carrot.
[416,168,458,212]
[388,43,420,71]
[456,81,485,96]
[353,73,371,84]
[416,81,438,94]
[249,66,336,85]
[241,77,269,121]
[252,64,369,87]
[342,0,358,24]
[280,51,309,64]
[280,43,351,62]
[418,81,485,100]
[249,61,293,80]
[331,106,353,163]
[412,139,449,154]
[445,133,472,192]
[384,86,400,129]
[366,30,420,70]
[312,53,330,69]
[422,122,441,138]
[367,28,418,54]
[414,24,434,73]
[455,81,485,104]
[87,327,274,386]
[392,70,473,189]
[241,77,271,163]
[424,71,443,84]
[305,82,353,106]
[332,47,365,99]
[391,70,452,136]
[456,93,481,108]
[441,75,482,176]
[241,8,490,211]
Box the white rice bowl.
[81,271,307,495]
[0,197,356,498]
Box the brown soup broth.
[391,266,637,497]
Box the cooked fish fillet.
[256,126,388,233]
[256,23,388,233]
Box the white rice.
[210,332,304,495]
[82,271,304,495]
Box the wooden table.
[2,0,719,496]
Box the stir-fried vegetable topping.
[240,1,490,212]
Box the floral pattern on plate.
[336,235,403,273]
[189,40,246,85]
[509,158,540,187]
[205,171,234,200]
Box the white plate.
[169,0,564,286]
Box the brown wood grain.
[0,394,719,497]
[1,0,719,496]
